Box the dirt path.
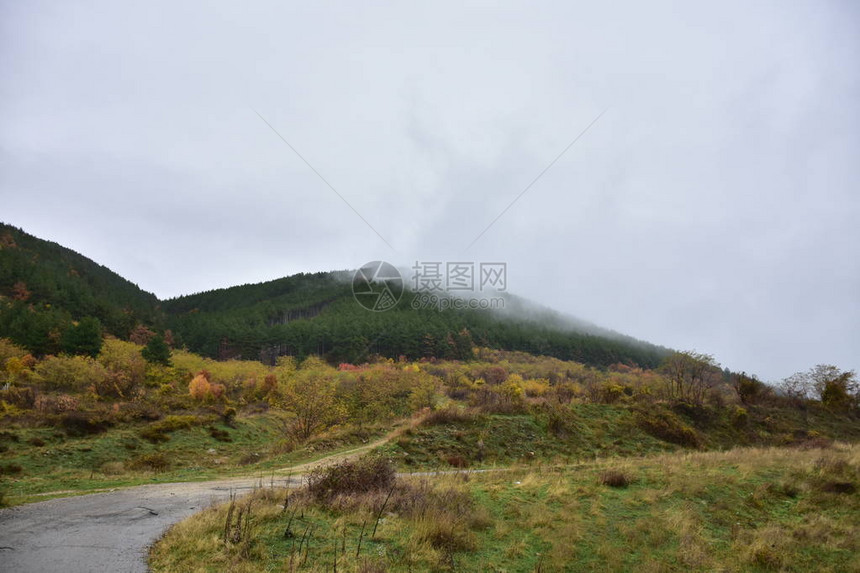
[0,436,390,573]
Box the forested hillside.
[0,223,160,355]
[164,279,670,368]
[0,223,668,368]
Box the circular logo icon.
[352,261,403,312]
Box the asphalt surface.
[0,437,391,573]
[0,475,290,573]
[0,431,494,573]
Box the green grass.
[381,405,680,471]
[150,443,860,572]
[0,413,388,505]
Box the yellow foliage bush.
[189,373,211,401]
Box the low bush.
[139,414,205,442]
[129,452,170,472]
[307,455,396,502]
[208,426,232,442]
[99,461,126,475]
[0,430,19,442]
[538,401,578,439]
[119,403,162,422]
[139,427,170,444]
[59,411,111,437]
[0,463,23,475]
[34,355,108,392]
[812,454,858,495]
[418,518,477,552]
[634,408,701,448]
[0,385,36,409]
[421,406,476,426]
[238,452,262,466]
[36,394,79,414]
[599,469,632,488]
[151,414,201,432]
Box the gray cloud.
[2,0,858,381]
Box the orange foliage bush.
[210,383,226,400]
[189,373,212,400]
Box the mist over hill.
[0,223,669,368]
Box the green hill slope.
[0,223,669,368]
[0,223,160,353]
[164,276,670,368]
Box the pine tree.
[141,333,171,366]
[61,317,103,357]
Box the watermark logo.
[352,261,403,312]
[353,261,507,312]
[411,261,506,311]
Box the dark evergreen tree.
[61,316,103,357]
[141,333,171,366]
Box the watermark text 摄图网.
[352,261,508,312]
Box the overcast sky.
[2,1,858,381]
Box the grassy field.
[4,399,858,507]
[0,412,389,505]
[149,443,859,572]
[379,402,860,470]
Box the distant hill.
[164,276,671,368]
[0,223,670,368]
[0,223,160,353]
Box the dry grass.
[151,443,860,572]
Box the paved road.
[0,476,279,573]
[0,439,388,573]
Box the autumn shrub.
[3,355,34,384]
[537,400,579,438]
[59,411,111,437]
[0,339,28,371]
[0,430,19,443]
[139,414,203,443]
[96,339,146,398]
[588,382,631,404]
[731,406,749,428]
[238,452,263,466]
[0,463,23,475]
[189,372,211,400]
[151,414,202,432]
[519,377,551,398]
[307,455,395,502]
[0,385,36,409]
[599,469,632,488]
[139,426,170,444]
[418,518,477,553]
[208,426,232,442]
[410,485,488,560]
[478,365,508,385]
[811,454,858,494]
[118,402,162,422]
[34,355,108,392]
[276,370,343,440]
[470,384,527,414]
[209,382,226,400]
[129,452,170,472]
[421,406,476,426]
[260,373,278,395]
[634,408,701,448]
[221,406,237,427]
[99,461,126,475]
